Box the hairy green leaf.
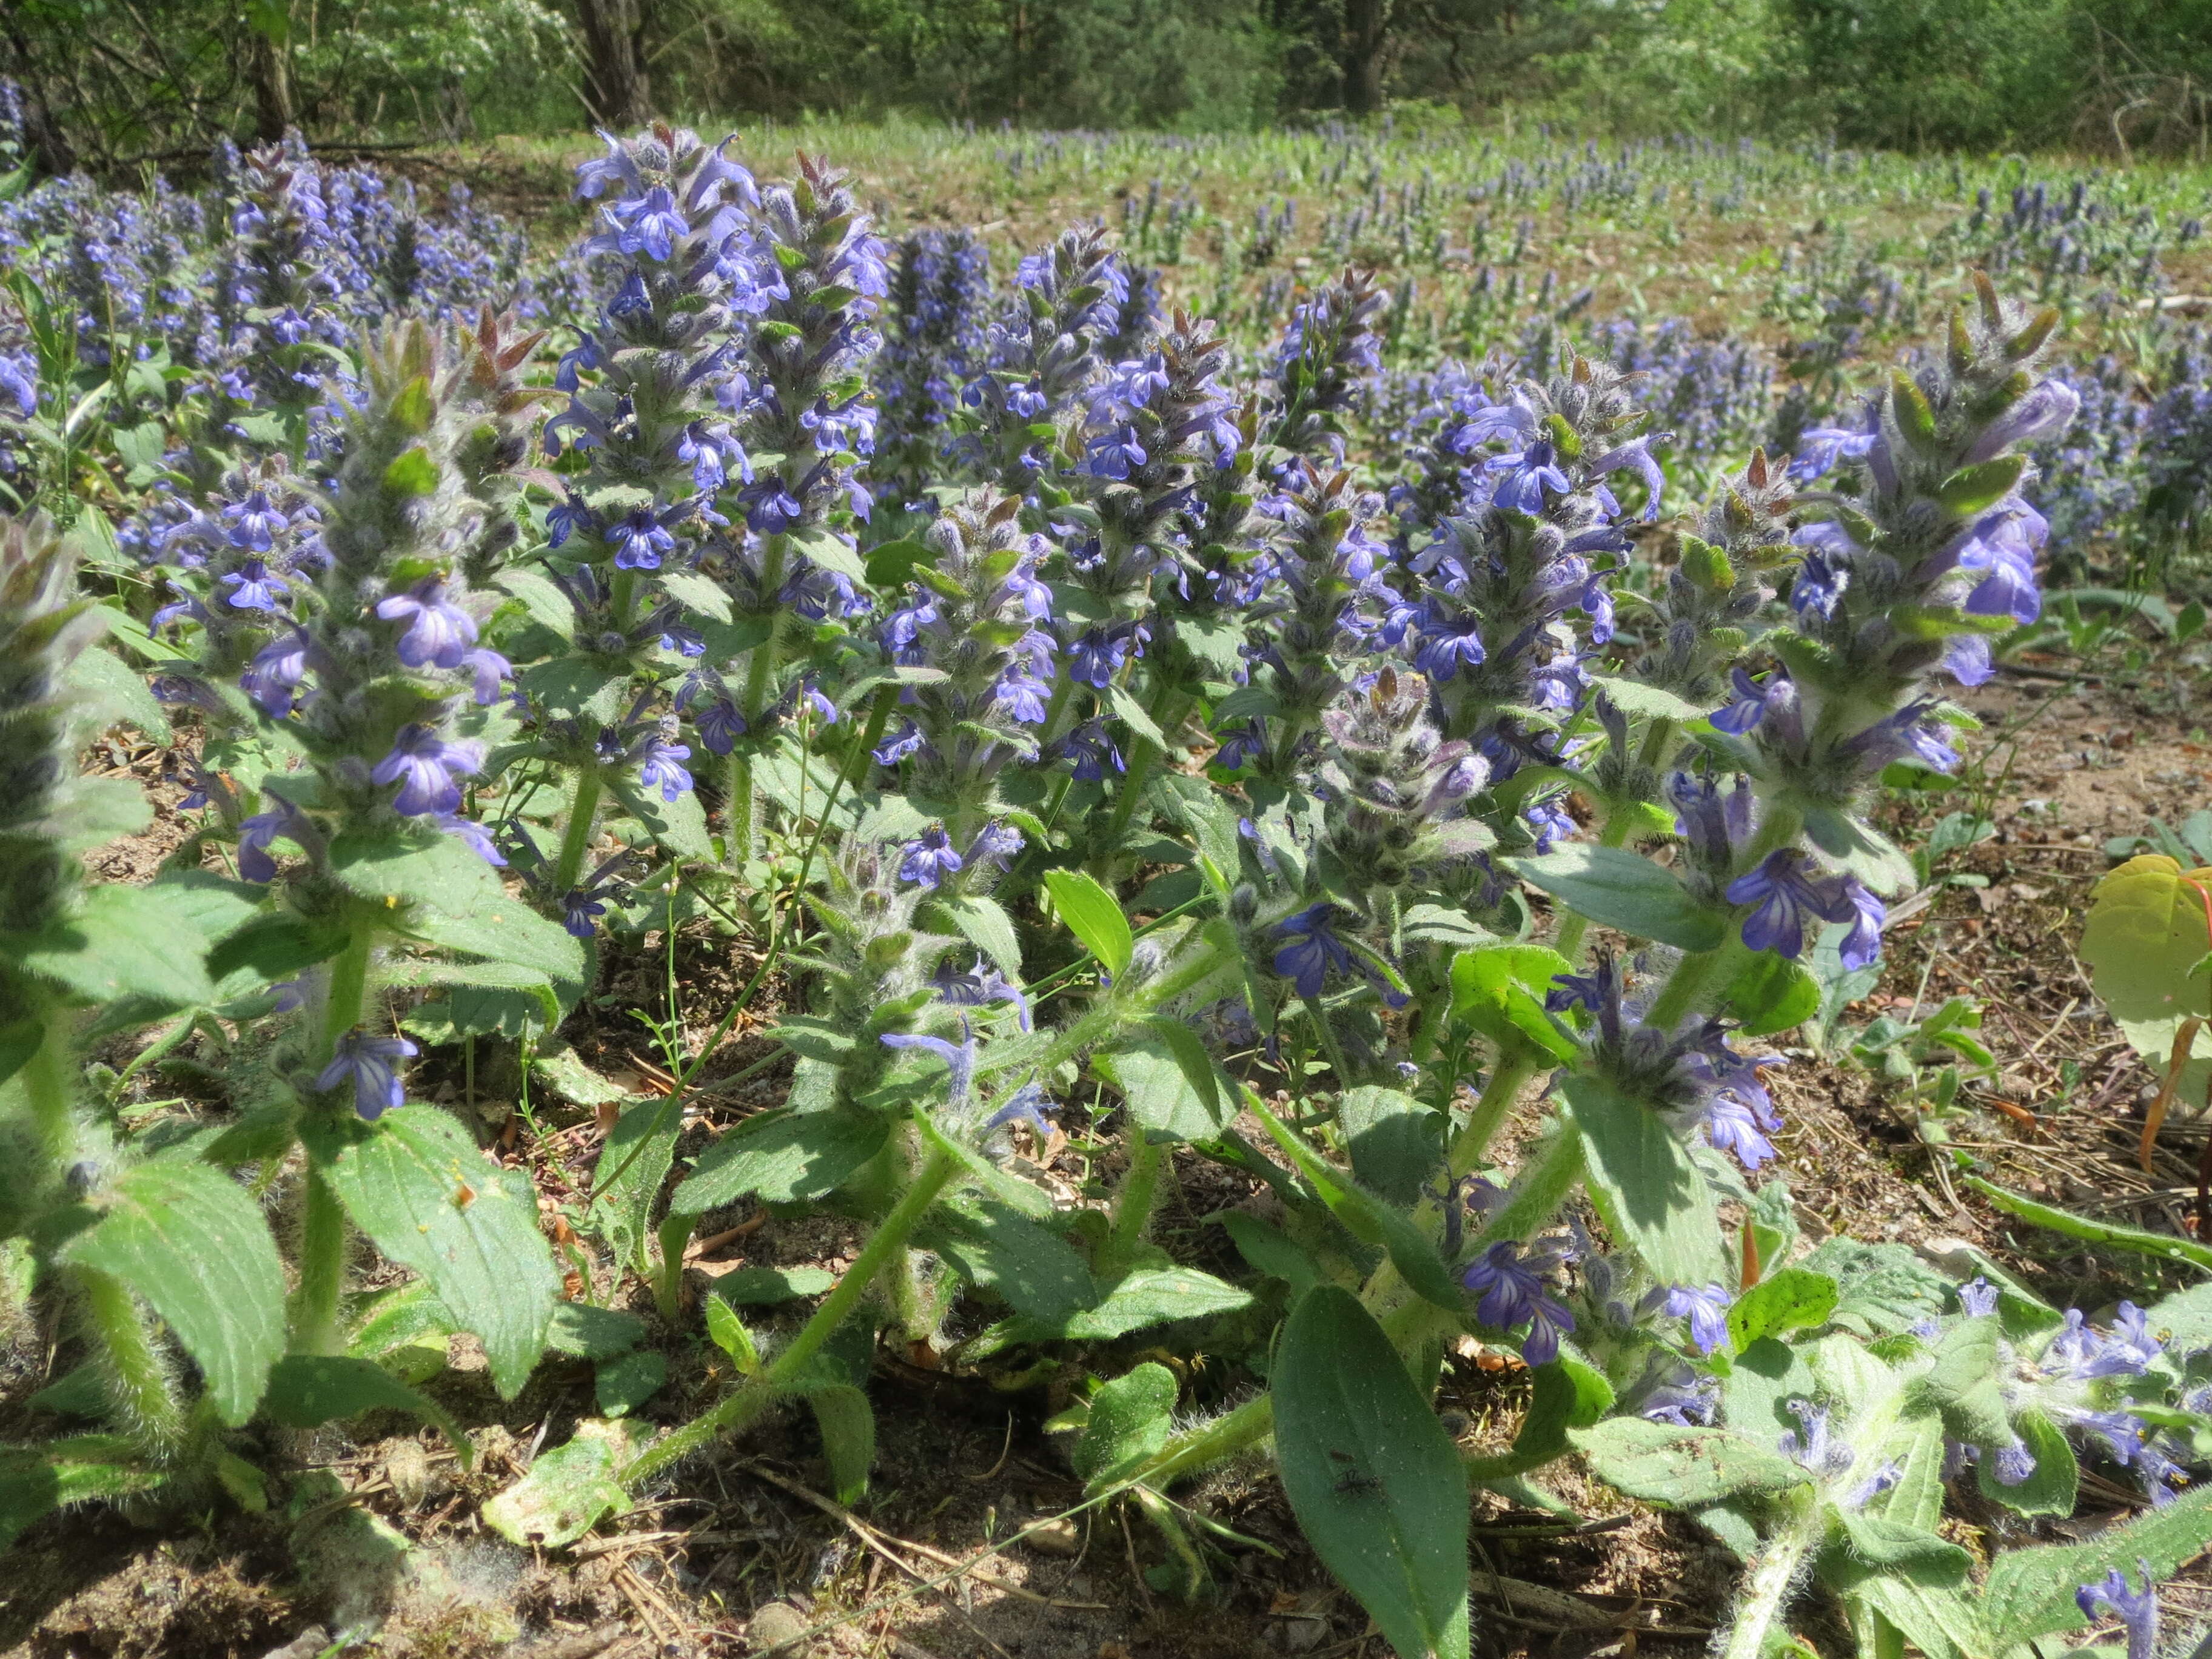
[1276,1287,1471,1659]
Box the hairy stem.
[1718,1493,1820,1659]
[655,1212,695,1322]
[624,1142,960,1489]
[77,1266,184,1452]
[1447,1048,1544,1179]
[318,922,374,1068]
[885,1243,928,1343]
[23,1004,81,1170]
[1099,1127,1164,1280]
[553,766,604,897]
[289,1165,350,1356]
[726,752,756,870]
[1471,1123,1586,1249]
[1110,1392,1275,1495]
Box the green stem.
[553,766,604,897]
[289,1167,349,1356]
[77,1266,184,1451]
[1470,1124,1586,1249]
[1100,1128,1164,1279]
[1096,683,1191,870]
[1094,737,1158,872]
[1269,710,1312,779]
[655,1212,694,1322]
[22,1006,80,1170]
[1643,940,1738,1030]
[1447,1048,1544,1179]
[726,752,756,869]
[1037,673,1078,747]
[294,913,375,1354]
[1108,1393,1274,1495]
[885,1243,928,1343]
[319,923,373,1067]
[623,1142,960,1490]
[1311,1002,1358,1090]
[1553,716,1678,965]
[1718,1493,1820,1659]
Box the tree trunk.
[0,19,76,176]
[575,0,654,130]
[250,31,297,143]
[1341,0,1391,115]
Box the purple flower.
[880,1027,978,1111]
[1272,904,1353,999]
[1663,1284,1733,1355]
[637,737,694,802]
[371,724,483,817]
[574,132,640,201]
[1083,426,1147,480]
[546,494,596,548]
[223,490,289,551]
[899,825,965,890]
[1523,793,1575,853]
[931,956,1031,1031]
[1490,441,1570,514]
[744,481,804,536]
[1062,720,1124,782]
[375,577,479,669]
[606,507,677,571]
[983,1083,1056,1141]
[2047,1305,2164,1381]
[873,720,925,765]
[967,821,1025,870]
[1640,1364,1719,1426]
[1696,1090,1783,1169]
[1068,628,1131,689]
[994,671,1051,725]
[241,629,312,718]
[1710,669,1769,736]
[1966,378,2080,465]
[1213,719,1267,771]
[0,355,34,418]
[1942,633,1995,688]
[238,800,309,883]
[435,813,506,866]
[1778,1399,1854,1479]
[1788,423,1877,482]
[1834,877,1886,973]
[1461,1241,1575,1364]
[1959,1277,2000,1318]
[462,648,512,705]
[1849,702,1960,776]
[1790,550,1849,620]
[1414,612,1486,680]
[151,586,210,630]
[612,185,688,261]
[2076,1563,2158,1659]
[1953,506,2046,625]
[563,888,608,939]
[316,1030,417,1122]
[219,558,289,612]
[1727,850,1852,961]
[694,697,746,756]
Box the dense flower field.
[5,98,2212,1658]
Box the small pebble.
[746,1601,814,1653]
[1025,1517,1082,1556]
